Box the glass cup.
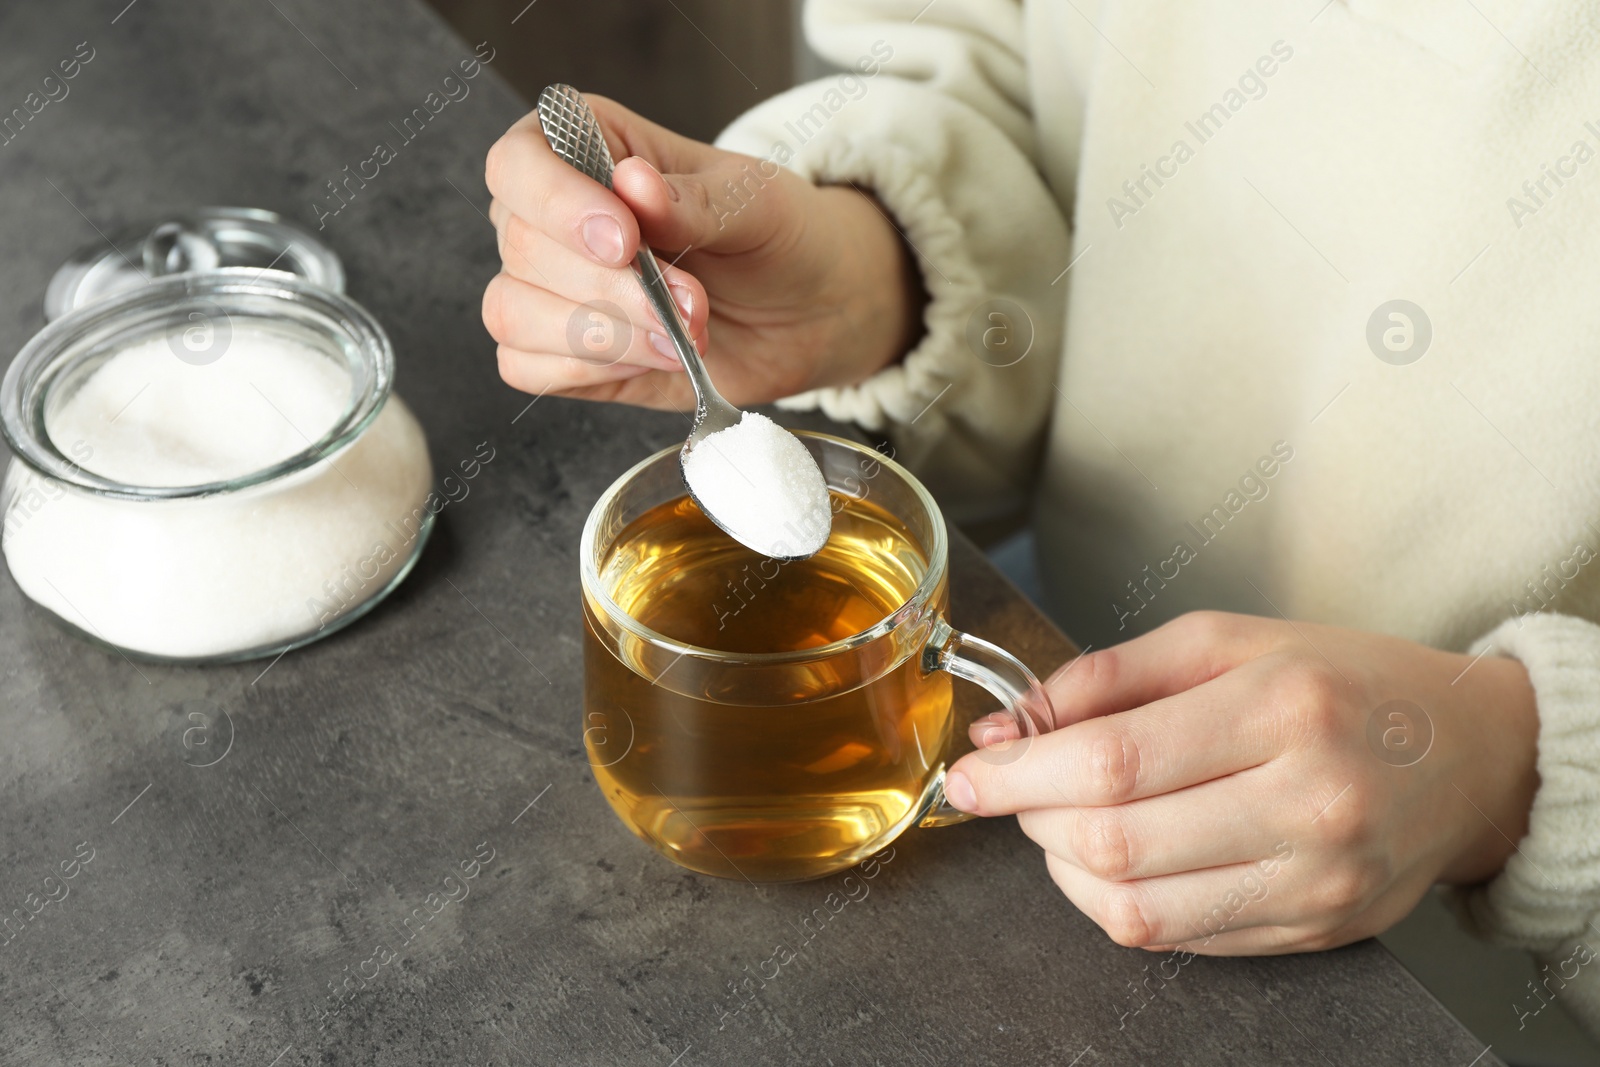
[580,431,1055,882]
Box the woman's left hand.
[944,610,1540,953]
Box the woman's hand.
[946,611,1540,954]
[481,94,922,409]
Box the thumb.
[612,153,789,255]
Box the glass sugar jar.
[1,264,434,663]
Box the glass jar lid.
[42,207,344,321]
[3,269,392,501]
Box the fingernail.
[944,770,977,813]
[582,215,625,266]
[670,284,693,321]
[648,332,680,364]
[976,713,1019,743]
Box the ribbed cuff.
[1452,613,1600,944]
[1447,614,1600,1035]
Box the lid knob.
[141,222,223,278]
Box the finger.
[582,94,793,255]
[534,368,700,410]
[584,94,725,174]
[495,214,711,341]
[1045,852,1294,949]
[486,108,642,269]
[489,198,512,261]
[968,647,1107,744]
[496,346,658,397]
[1016,768,1289,881]
[1047,612,1274,731]
[483,273,700,372]
[1146,926,1308,956]
[611,151,796,256]
[483,267,707,368]
[1157,873,1416,956]
[950,657,1293,814]
[969,616,1265,745]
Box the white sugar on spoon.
[681,412,831,559]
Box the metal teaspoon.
[536,83,830,562]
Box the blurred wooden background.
[426,0,807,142]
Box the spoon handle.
[536,83,735,432]
[632,245,718,420]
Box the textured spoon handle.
[536,83,618,188]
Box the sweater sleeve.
[713,0,1073,529]
[1451,613,1600,1038]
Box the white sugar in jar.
[0,270,433,662]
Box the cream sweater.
[716,0,1600,1037]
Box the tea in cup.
[581,433,1052,882]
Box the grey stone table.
[0,2,1497,1064]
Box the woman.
[480,0,1600,1040]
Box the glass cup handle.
[917,616,1056,828]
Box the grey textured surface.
[0,2,1498,1064]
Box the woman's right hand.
[482,93,922,410]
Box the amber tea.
[584,491,953,882]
